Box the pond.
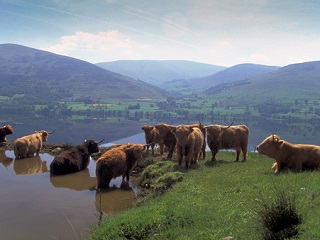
[0,149,138,240]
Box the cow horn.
[144,142,153,147]
[48,129,55,134]
[96,139,105,144]
[225,120,234,129]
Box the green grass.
[88,152,320,239]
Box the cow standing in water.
[50,139,103,175]
[13,130,55,159]
[257,134,320,173]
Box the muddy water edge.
[0,146,138,240]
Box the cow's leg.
[176,146,183,165]
[151,143,155,155]
[241,147,247,162]
[160,143,164,155]
[235,148,241,161]
[167,146,174,159]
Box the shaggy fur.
[187,123,206,159]
[205,124,249,161]
[257,134,320,173]
[13,130,53,159]
[170,125,204,169]
[0,125,14,143]
[96,143,146,188]
[50,140,100,175]
[141,125,160,155]
[154,123,177,159]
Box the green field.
[89,152,320,239]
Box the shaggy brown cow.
[50,139,103,175]
[257,134,320,173]
[13,130,55,159]
[0,125,14,143]
[141,125,160,155]
[188,122,206,159]
[205,124,249,161]
[96,143,146,188]
[170,125,204,169]
[154,123,177,159]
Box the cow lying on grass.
[14,130,54,159]
[96,143,146,188]
[205,123,249,162]
[257,134,320,173]
[50,139,102,175]
[170,125,204,169]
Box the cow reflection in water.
[95,187,137,216]
[50,168,96,191]
[0,150,13,168]
[13,155,48,175]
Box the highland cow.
[96,143,146,188]
[141,125,160,155]
[257,134,320,173]
[154,123,177,159]
[205,123,249,161]
[170,125,204,169]
[0,124,14,143]
[13,130,55,159]
[50,139,103,175]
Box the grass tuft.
[258,189,303,240]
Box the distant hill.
[96,60,225,86]
[165,63,280,90]
[0,44,167,102]
[204,61,320,106]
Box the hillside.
[0,44,167,102]
[96,60,225,86]
[204,61,320,107]
[165,63,280,91]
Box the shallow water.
[0,149,138,240]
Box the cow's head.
[256,134,283,158]
[155,123,171,138]
[141,125,154,134]
[170,125,193,146]
[38,130,55,142]
[125,144,145,162]
[85,139,104,155]
[3,125,14,135]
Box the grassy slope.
[89,152,320,239]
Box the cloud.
[241,53,270,64]
[44,30,131,56]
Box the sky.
[1,0,320,67]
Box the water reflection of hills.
[14,156,48,175]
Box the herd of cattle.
[1,122,320,188]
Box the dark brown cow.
[141,125,160,155]
[154,123,177,159]
[0,125,14,143]
[96,143,146,188]
[13,130,55,159]
[205,124,249,161]
[50,139,103,175]
[257,134,320,173]
[170,125,204,169]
